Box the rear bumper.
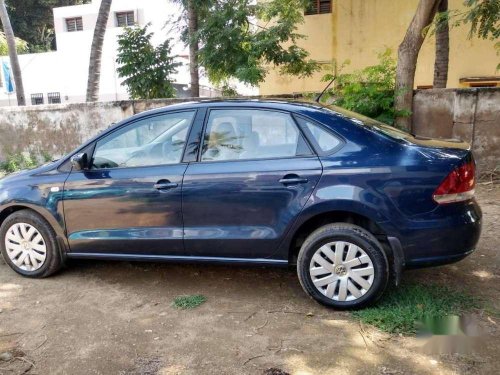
[387,199,482,268]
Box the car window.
[201,109,311,162]
[296,117,341,153]
[92,111,195,169]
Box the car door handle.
[279,177,309,185]
[154,181,178,191]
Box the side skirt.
[66,253,289,266]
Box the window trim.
[115,11,135,27]
[65,17,83,32]
[196,107,315,164]
[305,0,332,15]
[83,110,197,172]
[293,114,345,156]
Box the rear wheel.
[0,210,62,278]
[297,223,389,309]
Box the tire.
[297,223,389,309]
[0,210,62,278]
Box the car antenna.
[315,76,336,103]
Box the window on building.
[66,17,83,32]
[305,0,332,15]
[31,93,44,105]
[47,92,61,104]
[116,11,135,27]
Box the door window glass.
[201,109,311,161]
[92,111,195,169]
[297,117,341,153]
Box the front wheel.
[0,210,62,278]
[297,223,389,309]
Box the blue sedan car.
[0,100,481,308]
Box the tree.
[0,31,27,55]
[462,0,500,69]
[86,0,112,102]
[0,0,26,105]
[172,0,319,93]
[1,1,90,52]
[394,0,440,131]
[433,0,449,88]
[187,0,200,97]
[432,0,499,87]
[116,25,180,99]
[464,0,500,40]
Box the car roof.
[130,98,328,120]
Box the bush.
[321,49,399,125]
[0,152,53,174]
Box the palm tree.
[187,0,200,97]
[433,0,449,88]
[0,0,25,106]
[86,0,112,102]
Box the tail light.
[433,161,475,204]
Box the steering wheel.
[92,156,119,169]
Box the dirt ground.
[0,185,499,375]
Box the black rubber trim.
[387,236,405,286]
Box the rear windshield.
[318,103,413,141]
[314,102,469,150]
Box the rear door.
[182,108,323,259]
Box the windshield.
[318,103,413,141]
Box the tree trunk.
[187,0,200,97]
[395,0,440,131]
[433,0,449,88]
[86,0,112,102]
[0,0,25,106]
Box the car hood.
[0,161,58,186]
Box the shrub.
[0,152,53,174]
[321,49,402,125]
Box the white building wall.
[0,0,220,107]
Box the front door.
[182,108,323,259]
[63,110,196,256]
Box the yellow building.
[259,0,499,95]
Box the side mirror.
[70,153,88,171]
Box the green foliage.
[2,1,90,52]
[219,82,239,97]
[172,294,207,309]
[116,24,180,100]
[0,31,28,55]
[431,0,500,69]
[464,0,500,40]
[352,282,477,335]
[321,49,399,124]
[0,153,37,173]
[0,151,53,174]
[175,0,319,86]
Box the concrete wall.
[0,89,498,172]
[0,99,193,161]
[413,88,500,173]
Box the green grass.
[172,294,207,309]
[352,283,478,335]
